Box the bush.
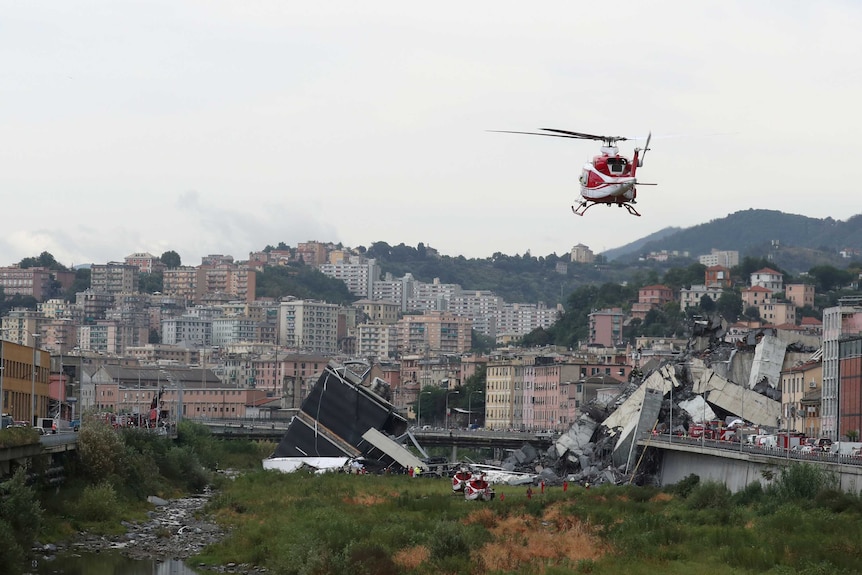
[666,473,700,498]
[71,482,121,522]
[684,481,731,510]
[0,467,42,552]
[158,446,210,492]
[769,463,836,501]
[77,419,125,481]
[0,519,27,573]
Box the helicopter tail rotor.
[635,131,651,167]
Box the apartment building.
[353,299,400,324]
[698,249,739,268]
[196,262,256,304]
[296,241,329,267]
[278,299,339,354]
[821,297,862,440]
[786,283,815,309]
[161,315,212,347]
[163,267,198,302]
[1,309,41,345]
[588,308,624,347]
[90,262,139,295]
[0,266,55,301]
[395,311,471,356]
[704,266,732,288]
[679,285,723,312]
[78,321,122,355]
[356,323,399,360]
[631,285,674,320]
[371,273,416,312]
[741,286,774,310]
[212,316,258,346]
[124,252,166,274]
[750,267,784,293]
[318,256,380,298]
[759,302,797,326]
[780,359,822,436]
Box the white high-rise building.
[278,299,339,354]
[319,257,380,298]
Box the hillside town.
[0,241,860,448]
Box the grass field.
[195,464,862,575]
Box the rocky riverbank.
[34,488,266,574]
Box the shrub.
[0,519,27,573]
[684,480,731,510]
[769,463,836,501]
[666,473,700,498]
[77,419,126,481]
[0,467,42,551]
[72,482,121,522]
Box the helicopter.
[491,128,654,216]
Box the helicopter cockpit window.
[607,158,627,175]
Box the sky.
[2,1,862,268]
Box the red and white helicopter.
[491,128,654,217]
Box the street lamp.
[417,389,432,428]
[445,390,460,430]
[30,333,41,426]
[468,390,484,428]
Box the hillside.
[605,209,862,273]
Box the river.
[32,550,202,574]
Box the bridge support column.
[451,444,458,462]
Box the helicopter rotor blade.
[487,129,594,140]
[541,128,628,143]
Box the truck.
[1,413,12,429]
[37,417,73,434]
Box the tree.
[61,267,91,302]
[139,272,164,294]
[716,291,742,323]
[160,250,182,269]
[19,251,66,271]
[0,467,42,571]
[743,306,761,321]
[808,265,853,292]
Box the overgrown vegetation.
[0,419,272,574]
[196,464,862,575]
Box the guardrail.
[639,431,862,467]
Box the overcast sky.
[2,1,861,268]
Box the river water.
[32,550,201,575]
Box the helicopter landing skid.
[571,201,642,217]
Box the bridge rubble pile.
[509,315,820,488]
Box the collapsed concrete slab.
[695,368,780,427]
[747,334,786,390]
[554,413,598,463]
[678,395,716,424]
[603,364,679,431]
[266,360,411,470]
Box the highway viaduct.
[4,425,862,495]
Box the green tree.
[62,267,91,301]
[716,290,742,323]
[77,418,126,481]
[19,251,67,271]
[0,467,42,569]
[808,264,854,292]
[160,250,182,269]
[139,272,164,294]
